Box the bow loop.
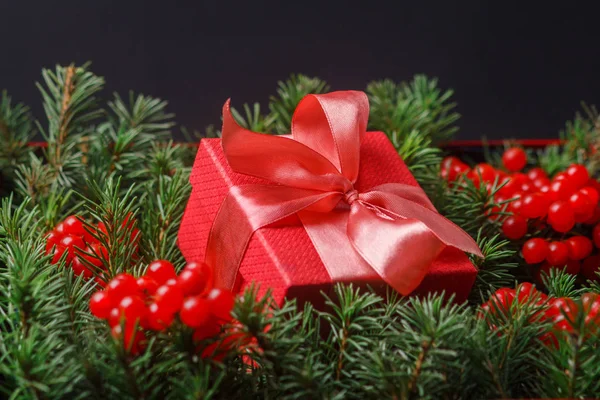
[292,91,369,183]
[222,100,347,193]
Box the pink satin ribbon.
[205,91,483,295]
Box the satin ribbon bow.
[205,90,482,295]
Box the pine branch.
[541,268,582,298]
[268,74,330,134]
[0,197,84,398]
[231,103,276,133]
[537,298,600,398]
[37,64,104,188]
[390,129,443,190]
[81,177,141,279]
[367,75,459,146]
[0,91,35,181]
[139,169,191,264]
[469,231,519,304]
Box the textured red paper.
[178,131,477,305]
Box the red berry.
[546,241,569,267]
[585,206,600,225]
[89,291,112,319]
[446,162,470,182]
[491,288,515,309]
[498,176,525,197]
[515,282,536,303]
[193,318,222,342]
[527,167,548,181]
[136,276,159,300]
[521,193,550,218]
[180,296,211,328]
[45,231,61,254]
[580,186,600,206]
[108,307,121,327]
[553,172,568,181]
[111,324,146,355]
[566,164,590,189]
[509,198,524,215]
[502,148,527,172]
[442,156,461,170]
[178,268,211,297]
[546,297,577,324]
[107,273,139,307]
[569,191,594,217]
[154,284,184,314]
[71,256,92,279]
[165,278,178,287]
[581,255,600,281]
[63,215,86,236]
[77,245,104,271]
[565,236,593,260]
[520,182,533,193]
[547,201,576,233]
[146,260,177,285]
[532,177,550,189]
[51,244,67,264]
[522,238,549,264]
[185,262,214,289]
[60,234,86,262]
[206,288,235,321]
[54,221,67,236]
[549,179,578,202]
[146,302,175,331]
[469,163,497,185]
[117,296,147,325]
[502,215,528,240]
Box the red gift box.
[178,127,477,306]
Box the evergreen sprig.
[0,91,35,182]
[367,75,460,146]
[268,74,330,134]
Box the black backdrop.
[2,1,600,140]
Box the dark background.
[2,1,600,140]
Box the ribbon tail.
[205,185,340,289]
[360,190,483,258]
[347,203,446,295]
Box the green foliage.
[269,74,330,134]
[367,75,460,146]
[469,231,519,303]
[231,103,276,133]
[38,64,105,188]
[0,91,35,181]
[541,267,582,298]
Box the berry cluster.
[441,147,600,283]
[46,214,140,284]
[89,260,234,355]
[481,283,600,345]
[45,215,107,280]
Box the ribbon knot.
[344,189,359,205]
[205,90,483,296]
